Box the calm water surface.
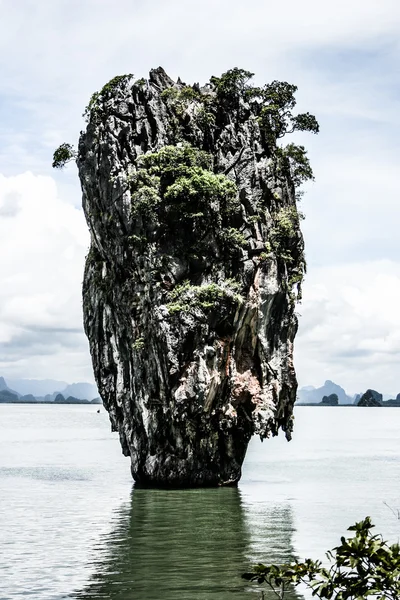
[1,405,400,600]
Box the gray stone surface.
[78,68,305,487]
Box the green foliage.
[258,81,297,109]
[220,227,247,249]
[131,184,161,217]
[178,86,201,102]
[129,169,161,219]
[101,74,133,95]
[288,270,304,289]
[210,68,254,104]
[271,207,301,246]
[139,144,212,179]
[258,251,269,262]
[194,106,216,128]
[163,169,237,216]
[132,337,145,350]
[83,74,133,121]
[166,280,242,315]
[243,517,400,600]
[291,112,319,134]
[208,70,318,148]
[161,84,216,137]
[161,85,201,102]
[206,70,318,190]
[128,234,146,246]
[269,207,304,275]
[130,143,243,258]
[52,143,77,169]
[160,87,179,101]
[277,143,314,188]
[257,81,319,140]
[161,85,202,121]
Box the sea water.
[1,405,400,599]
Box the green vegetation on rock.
[53,68,317,311]
[209,69,318,185]
[158,69,318,189]
[53,68,318,194]
[129,143,244,259]
[276,143,314,188]
[166,279,243,315]
[210,68,255,107]
[83,73,134,122]
[270,207,304,261]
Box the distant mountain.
[0,376,98,401]
[358,390,382,407]
[53,393,102,405]
[320,393,339,406]
[60,382,98,401]
[356,389,400,407]
[383,398,400,407]
[7,378,68,396]
[297,380,352,405]
[367,389,382,403]
[20,394,37,402]
[0,389,19,402]
[298,382,400,408]
[0,377,20,398]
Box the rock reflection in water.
[73,487,301,600]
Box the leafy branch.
[243,517,400,600]
[52,143,77,169]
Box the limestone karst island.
[54,67,319,487]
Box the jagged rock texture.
[79,68,305,486]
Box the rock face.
[320,393,339,406]
[79,68,306,486]
[358,389,382,407]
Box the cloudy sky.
[0,0,399,394]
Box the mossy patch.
[129,143,245,260]
[166,279,243,315]
[83,74,134,122]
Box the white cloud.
[296,260,400,395]
[0,172,91,381]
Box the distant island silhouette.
[2,375,398,407]
[0,376,101,404]
[297,380,400,407]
